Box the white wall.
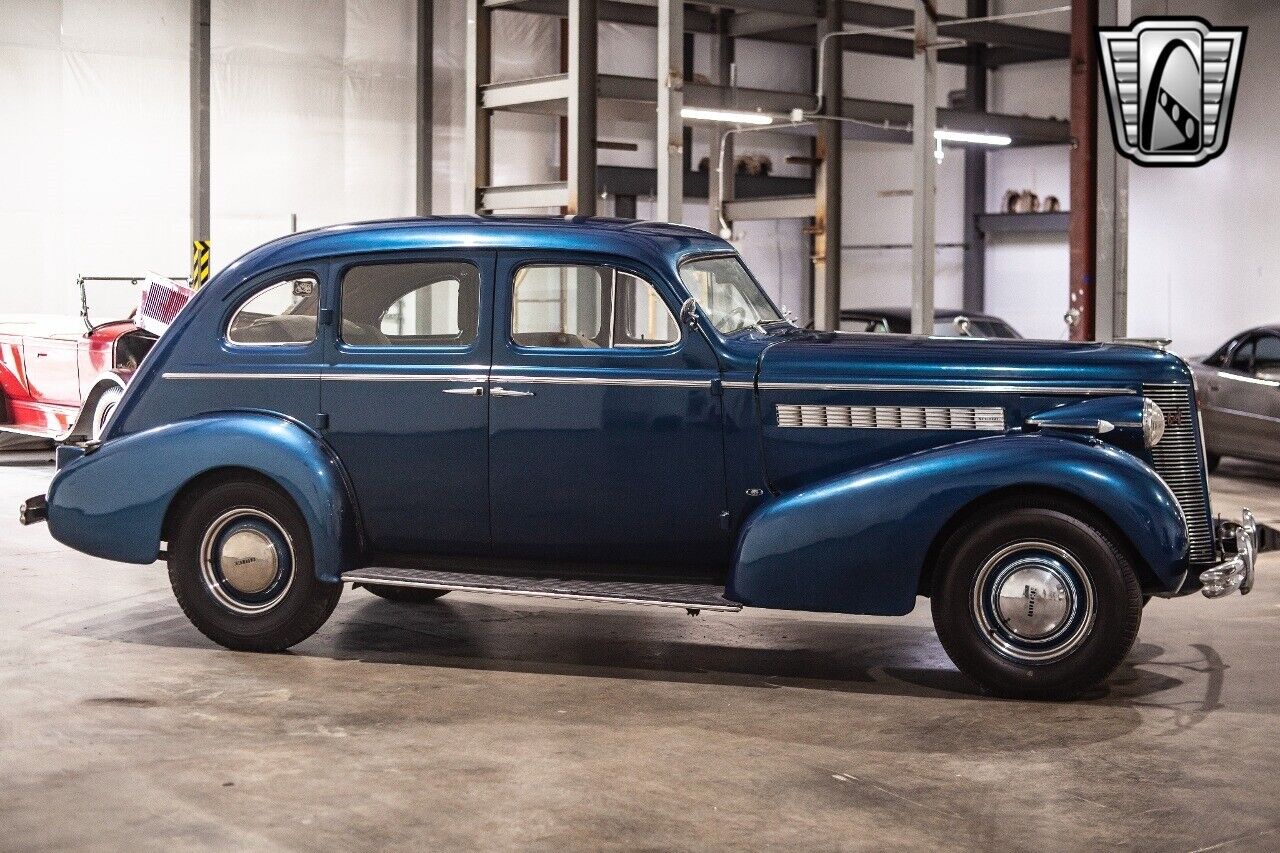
[1126,0,1277,356]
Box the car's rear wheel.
[360,583,450,604]
[90,386,124,441]
[931,503,1143,700]
[167,480,342,651]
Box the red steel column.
[1068,0,1097,341]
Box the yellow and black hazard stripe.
[191,240,211,288]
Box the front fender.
[47,412,360,581]
[728,433,1188,616]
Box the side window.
[1229,338,1256,373]
[1253,335,1280,378]
[227,277,318,345]
[340,261,479,347]
[511,264,677,350]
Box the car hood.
[755,331,1193,391]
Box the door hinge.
[318,308,335,327]
[719,510,731,530]
[710,378,724,397]
[315,413,330,430]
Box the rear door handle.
[490,387,533,398]
[442,386,485,396]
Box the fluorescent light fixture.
[934,129,1012,146]
[680,107,773,126]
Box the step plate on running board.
[342,567,742,612]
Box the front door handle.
[490,387,533,398]
[442,386,485,396]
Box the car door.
[488,251,729,574]
[323,252,493,556]
[23,333,81,405]
[1245,333,1280,461]
[1207,333,1267,456]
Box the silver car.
[1191,326,1280,471]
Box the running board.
[341,567,742,612]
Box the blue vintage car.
[22,216,1258,698]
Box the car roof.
[212,216,732,293]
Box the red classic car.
[0,276,175,446]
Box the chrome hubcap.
[219,528,279,594]
[199,509,294,615]
[972,541,1096,663]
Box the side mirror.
[678,298,700,330]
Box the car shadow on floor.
[57,592,1226,729]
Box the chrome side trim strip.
[163,372,320,381]
[755,381,1136,396]
[1201,404,1280,425]
[323,373,490,383]
[490,374,712,389]
[164,371,490,383]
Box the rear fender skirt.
[46,412,360,581]
[727,432,1188,616]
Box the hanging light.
[934,129,1013,146]
[680,107,774,126]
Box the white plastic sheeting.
[0,0,190,319]
[0,1,817,320]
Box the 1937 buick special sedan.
[22,216,1258,699]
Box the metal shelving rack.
[465,1,1072,328]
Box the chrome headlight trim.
[1142,397,1166,448]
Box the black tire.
[167,480,342,652]
[931,503,1143,700]
[1206,453,1222,474]
[360,583,450,604]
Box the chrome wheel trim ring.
[198,508,295,615]
[970,540,1097,664]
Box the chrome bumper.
[1199,509,1257,598]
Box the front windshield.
[678,255,782,334]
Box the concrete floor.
[1,452,1277,852]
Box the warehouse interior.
[2,1,1279,850]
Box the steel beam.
[567,0,597,215]
[723,196,817,221]
[961,0,986,313]
[464,0,492,213]
[1068,0,1097,340]
[1094,1,1131,342]
[655,0,683,223]
[489,0,1065,64]
[708,10,735,237]
[910,0,937,336]
[190,0,210,245]
[481,74,570,110]
[416,0,432,215]
[812,0,842,332]
[487,73,1067,145]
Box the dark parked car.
[841,307,1021,338]
[23,217,1257,700]
[1192,325,1280,470]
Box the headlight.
[1142,397,1166,448]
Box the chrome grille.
[776,404,1005,431]
[1145,383,1215,563]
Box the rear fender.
[47,412,360,581]
[728,433,1188,616]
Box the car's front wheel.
[167,480,342,651]
[931,503,1143,700]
